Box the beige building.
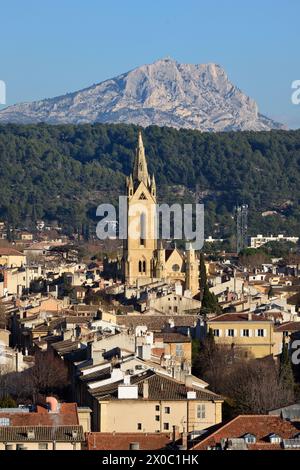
[0,247,26,268]
[207,313,275,359]
[86,370,223,433]
[122,132,199,296]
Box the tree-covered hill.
[0,123,300,239]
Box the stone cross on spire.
[133,131,149,186]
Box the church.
[122,131,199,296]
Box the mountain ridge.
[0,58,284,131]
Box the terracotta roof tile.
[193,415,300,450]
[208,313,272,323]
[86,432,172,450]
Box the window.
[172,264,180,272]
[227,329,234,337]
[0,418,10,426]
[269,433,281,444]
[243,329,249,337]
[174,306,178,313]
[163,423,169,430]
[176,344,184,357]
[155,405,160,411]
[164,407,170,414]
[197,404,206,419]
[38,443,48,450]
[243,433,256,444]
[213,329,220,337]
[155,415,160,421]
[138,260,146,273]
[140,213,146,246]
[257,329,265,337]
[137,423,142,430]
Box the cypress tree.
[279,338,295,392]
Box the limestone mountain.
[0,58,284,131]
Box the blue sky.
[1,0,299,128]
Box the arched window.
[143,261,146,273]
[139,261,142,273]
[140,213,146,246]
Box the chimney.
[143,381,149,399]
[248,312,252,321]
[124,374,131,385]
[46,396,58,413]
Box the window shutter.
[263,329,267,338]
[234,329,237,337]
[254,329,258,337]
[219,329,223,337]
[225,329,228,337]
[249,329,252,337]
[240,330,244,337]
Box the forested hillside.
[0,123,300,239]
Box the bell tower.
[185,243,199,296]
[123,131,157,285]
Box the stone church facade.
[122,132,199,296]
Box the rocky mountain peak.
[0,58,284,131]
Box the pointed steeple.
[133,131,149,186]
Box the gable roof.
[86,432,172,450]
[90,370,222,402]
[116,314,198,331]
[192,415,300,450]
[0,425,84,442]
[208,313,272,323]
[0,247,25,256]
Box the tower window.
[139,260,146,273]
[140,213,146,246]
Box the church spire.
[133,131,149,186]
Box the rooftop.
[192,415,300,450]
[208,313,272,323]
[90,370,222,402]
[86,432,173,450]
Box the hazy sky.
[1,0,300,128]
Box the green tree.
[279,338,295,393]
[201,285,220,315]
[199,252,207,295]
[0,396,17,408]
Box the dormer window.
[269,433,282,444]
[243,433,256,444]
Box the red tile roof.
[86,432,172,450]
[0,247,24,256]
[208,313,272,323]
[274,322,300,332]
[0,403,79,426]
[192,415,300,450]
